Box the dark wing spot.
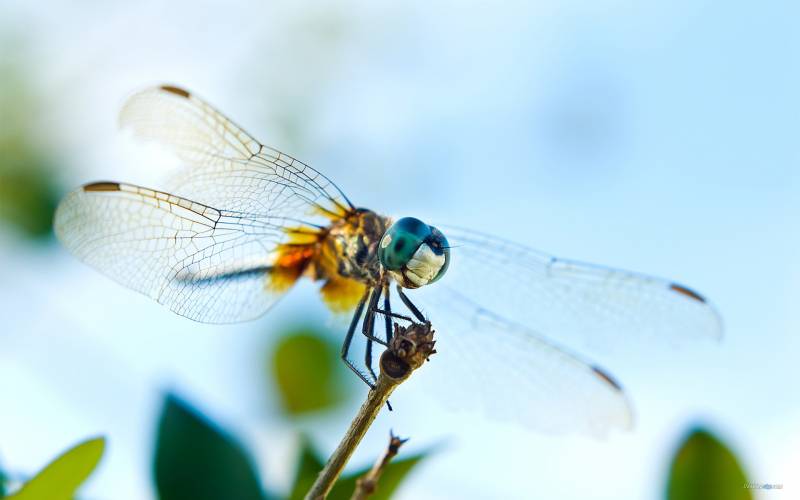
[83,182,121,192]
[160,85,191,98]
[591,365,623,392]
[670,283,706,303]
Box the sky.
[0,1,798,499]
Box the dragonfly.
[54,85,722,437]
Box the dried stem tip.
[380,321,436,381]
[351,431,409,500]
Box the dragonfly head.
[379,217,450,289]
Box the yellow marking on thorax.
[314,202,350,222]
[320,276,367,313]
[313,223,367,312]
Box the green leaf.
[0,154,59,239]
[153,393,265,500]
[666,427,752,500]
[6,436,105,500]
[287,438,427,500]
[330,454,425,500]
[0,54,61,240]
[271,329,350,416]
[286,438,325,500]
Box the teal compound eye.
[379,217,431,270]
[379,217,451,288]
[427,225,450,283]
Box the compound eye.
[379,217,431,270]
[427,226,450,283]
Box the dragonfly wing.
[406,226,719,434]
[431,226,722,352]
[413,289,633,436]
[56,86,359,323]
[119,85,353,218]
[54,181,293,323]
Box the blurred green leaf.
[287,438,427,500]
[271,329,349,415]
[0,156,60,238]
[286,438,324,500]
[330,454,425,500]
[154,394,265,500]
[0,467,7,497]
[5,436,105,500]
[666,427,751,500]
[0,55,61,240]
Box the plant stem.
[305,375,398,500]
[305,321,435,500]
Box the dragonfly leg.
[341,288,374,389]
[362,286,383,383]
[397,285,426,322]
[383,282,393,344]
[374,308,414,324]
[362,285,389,347]
[364,338,377,383]
[369,284,395,411]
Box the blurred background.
[0,0,798,498]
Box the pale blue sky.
[0,1,798,498]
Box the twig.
[305,321,435,500]
[351,431,408,500]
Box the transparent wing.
[431,226,722,352]
[118,85,353,218]
[55,182,295,323]
[408,227,720,435]
[415,290,633,436]
[56,85,358,323]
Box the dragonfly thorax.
[319,208,389,285]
